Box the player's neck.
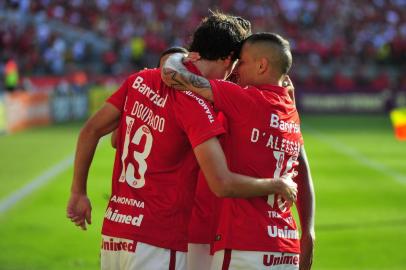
[193,59,226,80]
[257,73,282,87]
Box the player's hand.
[299,232,315,270]
[282,75,294,90]
[276,172,298,206]
[66,192,92,230]
[282,75,296,104]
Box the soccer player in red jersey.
[162,32,315,270]
[186,16,253,270]
[66,12,298,270]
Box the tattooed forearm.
[162,67,190,91]
[180,72,211,98]
[189,74,211,89]
[162,53,214,101]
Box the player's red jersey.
[188,171,222,244]
[188,113,227,246]
[102,64,225,252]
[209,80,304,253]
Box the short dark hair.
[245,32,292,74]
[189,11,251,61]
[157,47,188,67]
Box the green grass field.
[0,115,405,270]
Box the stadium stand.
[0,0,405,92]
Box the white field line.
[0,155,73,214]
[305,126,406,185]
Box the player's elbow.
[208,173,234,198]
[80,121,101,141]
[211,185,232,198]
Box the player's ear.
[257,57,268,75]
[223,55,233,67]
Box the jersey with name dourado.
[103,65,224,252]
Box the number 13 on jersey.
[119,116,153,188]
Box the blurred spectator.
[4,57,19,92]
[71,70,88,94]
[0,0,404,93]
[55,79,70,96]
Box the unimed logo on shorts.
[101,238,136,252]
[263,254,299,266]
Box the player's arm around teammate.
[66,101,298,230]
[162,53,214,101]
[194,136,297,199]
[162,50,316,270]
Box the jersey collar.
[257,84,289,95]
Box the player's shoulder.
[244,84,262,92]
[252,85,286,99]
[234,84,263,98]
[172,91,216,117]
[124,68,163,93]
[175,90,206,104]
[211,79,241,90]
[127,68,160,81]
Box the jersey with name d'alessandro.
[103,65,224,252]
[209,79,304,254]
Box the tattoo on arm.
[181,72,213,101]
[189,74,211,89]
[162,68,189,91]
[162,54,214,101]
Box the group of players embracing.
[67,10,315,270]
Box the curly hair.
[188,11,251,61]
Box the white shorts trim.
[211,249,299,270]
[187,243,213,270]
[100,235,186,270]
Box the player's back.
[221,85,301,178]
[210,80,303,253]
[103,68,223,252]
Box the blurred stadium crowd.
[0,0,405,92]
